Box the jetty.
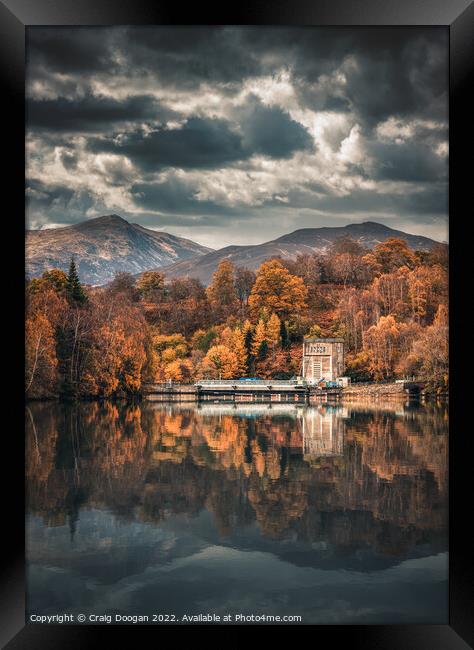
[143,379,343,403]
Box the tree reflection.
[26,401,448,554]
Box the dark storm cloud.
[27,94,174,132]
[27,27,119,74]
[27,26,446,109]
[26,178,97,227]
[342,46,447,127]
[88,104,313,171]
[122,27,261,88]
[370,141,446,183]
[239,97,314,159]
[27,178,75,209]
[27,26,261,92]
[131,179,237,216]
[282,184,448,218]
[26,26,448,243]
[89,118,245,171]
[288,28,448,126]
[26,27,448,131]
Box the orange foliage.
[249,259,307,319]
[202,344,239,379]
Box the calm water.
[26,400,448,624]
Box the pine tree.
[280,319,289,349]
[66,258,87,304]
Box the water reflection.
[26,401,448,623]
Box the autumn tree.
[251,319,268,358]
[427,243,449,269]
[25,313,57,395]
[29,269,68,295]
[332,236,366,256]
[202,345,239,379]
[191,328,218,353]
[168,277,205,301]
[249,259,308,319]
[219,326,234,347]
[206,260,238,320]
[372,267,410,319]
[160,277,210,336]
[306,324,323,339]
[266,313,281,356]
[364,315,403,379]
[407,264,448,324]
[164,358,194,382]
[242,320,255,374]
[79,293,151,397]
[108,272,140,302]
[152,333,187,353]
[230,327,248,377]
[256,349,293,379]
[324,238,366,287]
[364,238,417,275]
[235,267,255,316]
[399,305,448,385]
[337,287,379,353]
[282,254,317,286]
[137,271,165,302]
[344,350,373,382]
[25,286,66,397]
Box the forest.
[25,236,448,399]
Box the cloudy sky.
[26,27,448,248]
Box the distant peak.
[91,214,128,224]
[75,214,130,230]
[345,221,390,230]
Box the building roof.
[304,337,344,343]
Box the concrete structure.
[302,338,344,384]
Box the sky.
[26,27,448,248]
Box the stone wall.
[342,382,407,400]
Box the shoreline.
[26,381,448,404]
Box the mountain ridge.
[157,221,443,285]
[26,216,445,286]
[26,214,212,285]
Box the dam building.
[302,338,345,384]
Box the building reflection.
[299,406,345,460]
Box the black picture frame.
[1,1,472,647]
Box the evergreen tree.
[66,258,87,305]
[280,319,289,348]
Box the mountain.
[26,215,212,285]
[159,221,442,285]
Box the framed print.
[1,0,473,647]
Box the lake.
[26,400,448,624]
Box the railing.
[195,379,303,386]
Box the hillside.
[26,214,212,285]
[158,221,441,285]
